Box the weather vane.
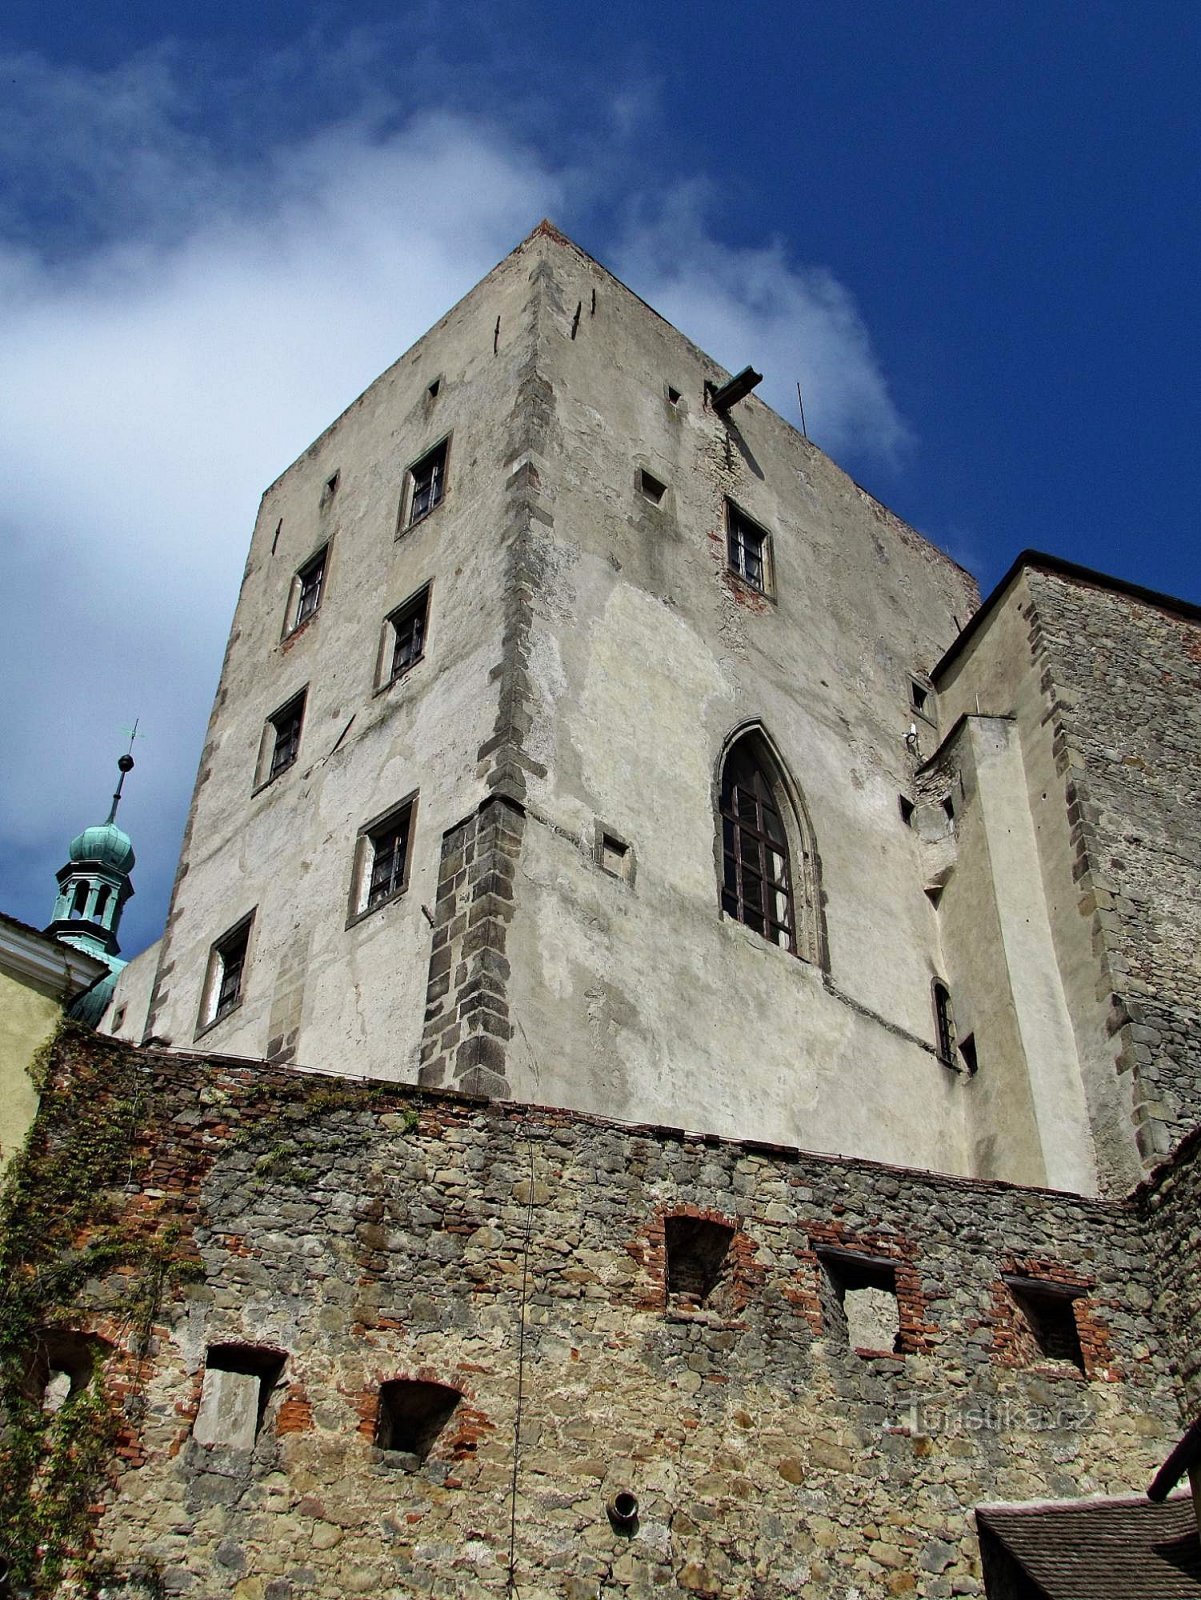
[107,718,143,824]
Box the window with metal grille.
[720,744,795,951]
[201,914,253,1030]
[292,547,327,630]
[407,439,447,526]
[726,502,770,592]
[386,588,429,684]
[267,691,305,781]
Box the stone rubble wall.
[1026,568,1201,1163]
[14,1035,1193,1600]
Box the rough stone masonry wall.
[8,1033,1187,1600]
[1141,1125,1201,1412]
[1025,568,1201,1164]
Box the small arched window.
[70,881,90,918]
[94,885,111,920]
[718,731,822,963]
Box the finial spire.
[106,720,140,825]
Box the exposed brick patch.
[630,1205,763,1320]
[985,1257,1117,1382]
[801,1221,936,1356]
[8,1031,1192,1599]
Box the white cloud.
[614,185,909,464]
[0,53,908,955]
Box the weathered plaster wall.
[24,1037,1185,1600]
[144,236,551,1075]
[0,967,58,1171]
[927,715,1096,1193]
[105,940,160,1042]
[497,233,984,1171]
[935,574,1143,1195]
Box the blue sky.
[2,1,1199,957]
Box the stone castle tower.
[18,222,1201,1598]
[110,221,1198,1201]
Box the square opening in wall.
[194,1344,286,1449]
[819,1251,902,1354]
[25,1329,110,1413]
[376,1379,461,1461]
[665,1216,735,1308]
[639,469,667,505]
[1006,1278,1086,1372]
[597,827,634,883]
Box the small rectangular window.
[264,690,306,783]
[200,914,254,1030]
[638,469,667,505]
[1005,1277,1086,1373]
[321,470,340,508]
[405,439,448,528]
[290,546,327,632]
[194,1345,286,1449]
[376,1379,461,1462]
[381,587,430,688]
[665,1216,734,1309]
[726,502,771,593]
[351,796,416,921]
[819,1250,902,1355]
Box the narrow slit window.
[726,502,770,593]
[406,440,448,527]
[932,980,956,1066]
[321,470,340,508]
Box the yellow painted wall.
[0,968,59,1175]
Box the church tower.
[46,748,137,1021]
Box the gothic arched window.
[718,732,822,963]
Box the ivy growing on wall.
[0,1026,195,1597]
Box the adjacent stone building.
[8,223,1201,1597]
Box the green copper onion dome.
[68,820,135,874]
[48,745,139,969]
